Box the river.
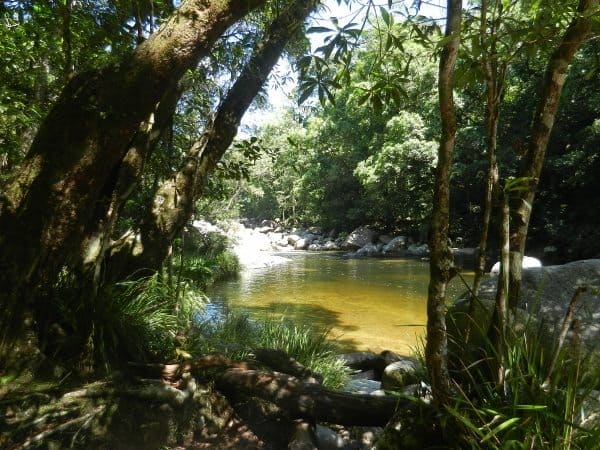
[208,252,471,356]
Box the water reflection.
[208,253,471,356]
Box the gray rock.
[382,236,407,255]
[338,351,380,370]
[287,234,302,245]
[381,358,421,391]
[343,378,382,394]
[490,255,542,274]
[579,390,600,430]
[323,240,339,251]
[356,243,380,257]
[378,234,393,244]
[345,226,378,249]
[315,425,346,450]
[255,225,273,234]
[470,259,600,358]
[406,243,429,257]
[295,238,310,250]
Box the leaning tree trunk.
[107,0,321,279]
[426,0,462,408]
[78,83,181,290]
[0,0,266,342]
[508,0,598,309]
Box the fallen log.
[126,354,254,381]
[253,348,322,383]
[216,368,408,426]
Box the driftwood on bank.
[127,353,411,426]
[217,368,407,426]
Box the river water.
[208,252,471,355]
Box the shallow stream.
[208,252,471,355]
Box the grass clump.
[444,312,600,450]
[191,313,350,389]
[52,274,207,371]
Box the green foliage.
[236,36,440,233]
[48,272,206,371]
[354,111,438,231]
[177,228,240,289]
[191,313,350,389]
[93,275,206,365]
[445,313,600,449]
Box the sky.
[239,0,446,135]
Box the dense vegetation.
[1,0,599,448]
[217,28,600,263]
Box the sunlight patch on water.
[208,253,472,356]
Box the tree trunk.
[78,84,181,289]
[426,0,462,407]
[488,185,509,389]
[60,0,74,80]
[472,0,505,295]
[508,0,598,309]
[108,0,320,278]
[0,0,266,342]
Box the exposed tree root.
[1,352,411,448]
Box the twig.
[542,286,587,390]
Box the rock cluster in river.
[235,220,424,258]
[193,219,494,271]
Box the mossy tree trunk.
[426,0,462,408]
[0,0,266,343]
[107,0,321,279]
[78,84,181,290]
[508,0,598,309]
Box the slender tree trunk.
[0,0,266,342]
[472,0,505,295]
[426,0,462,407]
[488,185,509,389]
[508,0,598,309]
[60,0,74,80]
[107,0,320,278]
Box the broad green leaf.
[481,417,520,443]
[380,6,391,27]
[307,26,334,34]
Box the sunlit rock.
[490,255,541,274]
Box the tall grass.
[88,274,206,368]
[191,313,350,389]
[444,309,600,449]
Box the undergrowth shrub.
[444,309,600,449]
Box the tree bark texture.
[508,0,598,308]
[108,0,320,278]
[472,0,505,295]
[0,0,266,339]
[488,187,510,389]
[78,83,181,288]
[217,368,407,426]
[426,0,462,408]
